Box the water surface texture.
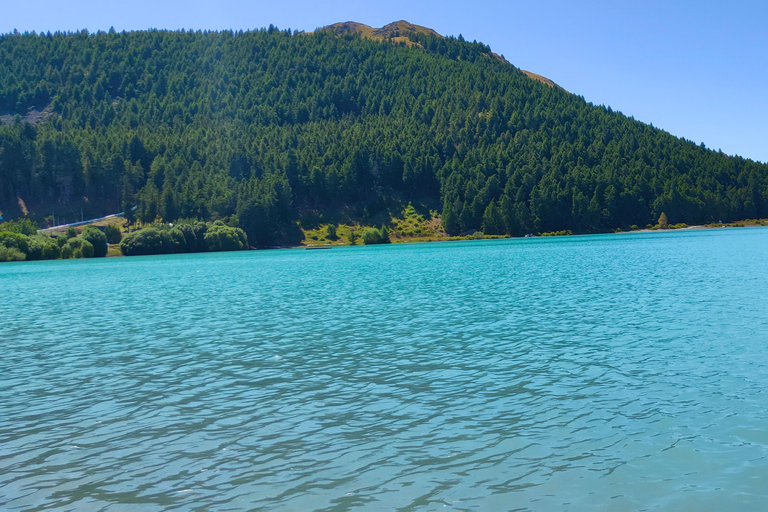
[2,228,768,511]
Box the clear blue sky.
[3,0,766,163]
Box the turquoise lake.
[2,227,768,511]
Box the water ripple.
[2,229,768,510]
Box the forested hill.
[1,23,766,245]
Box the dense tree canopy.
[1,26,766,244]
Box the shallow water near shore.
[2,228,768,511]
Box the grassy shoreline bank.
[3,215,766,262]
[294,218,768,249]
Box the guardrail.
[42,206,137,232]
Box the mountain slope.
[322,20,440,43]
[322,21,559,88]
[0,23,766,245]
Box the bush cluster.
[0,219,115,262]
[0,231,29,254]
[26,235,61,260]
[104,224,123,244]
[119,221,248,256]
[0,246,26,262]
[361,226,391,245]
[81,226,108,257]
[0,219,37,236]
[61,237,95,259]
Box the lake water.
[2,228,768,511]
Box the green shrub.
[64,237,94,258]
[119,222,248,256]
[60,245,73,259]
[236,228,248,248]
[362,227,382,245]
[326,224,338,240]
[0,246,26,262]
[43,241,61,259]
[173,225,197,252]
[0,231,30,254]
[56,235,68,247]
[104,224,122,244]
[0,218,37,235]
[362,226,390,245]
[168,228,187,253]
[81,226,108,257]
[66,227,77,239]
[120,227,174,256]
[26,235,60,260]
[174,221,208,252]
[204,225,248,251]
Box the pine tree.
[482,200,505,235]
[658,212,669,229]
[442,199,460,235]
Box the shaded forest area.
[1,26,766,245]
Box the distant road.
[42,206,136,233]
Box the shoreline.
[3,219,765,262]
[293,219,768,249]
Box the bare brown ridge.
[319,21,561,89]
